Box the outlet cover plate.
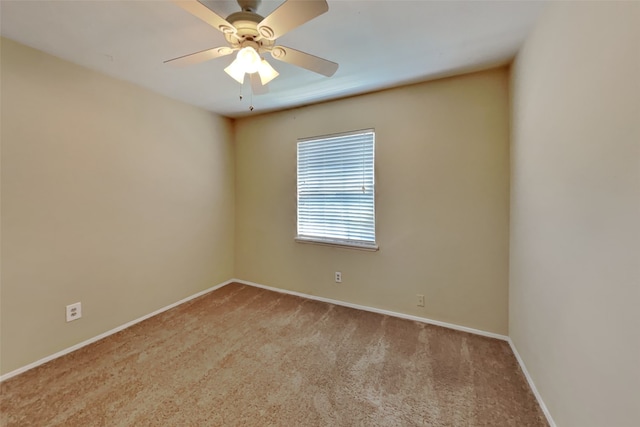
[66,302,82,322]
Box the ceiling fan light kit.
[166,0,338,99]
[223,46,279,85]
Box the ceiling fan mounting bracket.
[218,24,235,34]
[271,47,286,59]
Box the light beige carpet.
[1,283,548,426]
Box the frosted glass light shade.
[235,47,261,73]
[257,59,279,85]
[224,59,246,84]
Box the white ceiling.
[0,0,546,118]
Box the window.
[296,129,377,250]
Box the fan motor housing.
[225,11,274,52]
[226,11,262,25]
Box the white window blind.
[297,129,377,250]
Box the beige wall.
[510,3,640,426]
[235,68,511,335]
[0,38,235,375]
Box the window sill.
[295,237,379,252]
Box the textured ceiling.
[0,1,546,118]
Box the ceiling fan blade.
[250,73,269,95]
[171,0,236,34]
[270,46,338,77]
[257,0,328,40]
[164,46,234,66]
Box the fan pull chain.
[249,89,254,111]
[239,83,243,101]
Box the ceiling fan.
[165,0,339,94]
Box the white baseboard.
[508,338,557,427]
[233,279,509,342]
[4,274,547,427]
[0,279,234,382]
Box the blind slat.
[297,130,376,245]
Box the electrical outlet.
[335,271,342,283]
[66,302,82,322]
[417,294,425,307]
